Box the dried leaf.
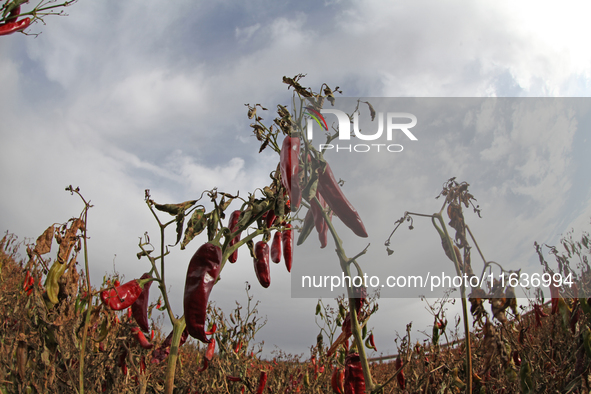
[154,200,197,216]
[34,225,54,255]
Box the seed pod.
[228,210,242,263]
[317,162,368,238]
[282,223,293,272]
[331,366,345,394]
[395,356,405,389]
[183,242,222,342]
[280,137,301,210]
[205,337,216,361]
[271,231,282,264]
[131,327,153,350]
[256,371,268,394]
[344,353,365,394]
[131,273,153,332]
[101,279,148,311]
[254,241,271,288]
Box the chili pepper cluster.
[0,5,30,36]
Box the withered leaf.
[259,137,270,153]
[364,101,376,121]
[34,225,54,255]
[181,209,207,250]
[154,200,197,216]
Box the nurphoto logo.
[304,103,418,153]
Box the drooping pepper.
[271,231,282,264]
[297,209,315,246]
[256,371,268,394]
[0,17,30,36]
[131,327,153,350]
[317,162,368,238]
[280,136,301,210]
[183,242,222,342]
[45,259,68,305]
[395,356,405,389]
[205,337,216,361]
[228,210,242,263]
[131,272,153,333]
[282,223,293,272]
[331,366,345,394]
[310,192,329,248]
[265,209,277,228]
[101,279,146,311]
[344,353,365,394]
[151,328,189,364]
[254,241,271,288]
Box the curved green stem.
[432,214,472,394]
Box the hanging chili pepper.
[297,209,315,246]
[317,162,368,238]
[151,328,189,364]
[331,366,344,394]
[344,353,365,394]
[119,350,128,376]
[271,231,282,264]
[183,242,222,342]
[395,356,405,389]
[310,192,329,248]
[131,327,153,350]
[6,4,21,23]
[131,273,153,333]
[280,136,301,210]
[205,337,216,361]
[45,259,68,305]
[254,241,271,288]
[228,210,242,263]
[0,17,30,36]
[198,357,208,372]
[256,371,268,394]
[101,278,150,311]
[282,223,293,272]
[265,209,277,228]
[550,283,560,314]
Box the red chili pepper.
[280,136,301,210]
[101,279,146,311]
[119,350,128,376]
[227,376,242,382]
[344,353,365,394]
[368,333,376,351]
[256,371,268,394]
[151,328,189,364]
[131,327,153,350]
[512,350,521,367]
[6,5,21,23]
[395,356,405,389]
[331,367,344,394]
[0,17,30,36]
[317,162,368,238]
[204,337,216,361]
[265,209,276,228]
[114,279,120,287]
[550,283,560,314]
[23,270,30,290]
[282,223,293,272]
[127,307,132,319]
[205,323,217,335]
[183,242,222,342]
[131,273,153,333]
[254,241,271,288]
[271,231,282,264]
[533,304,548,328]
[228,210,242,263]
[234,341,242,354]
[310,191,329,248]
[198,357,208,372]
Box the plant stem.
[433,214,472,393]
[164,318,186,394]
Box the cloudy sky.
[1,0,591,358]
